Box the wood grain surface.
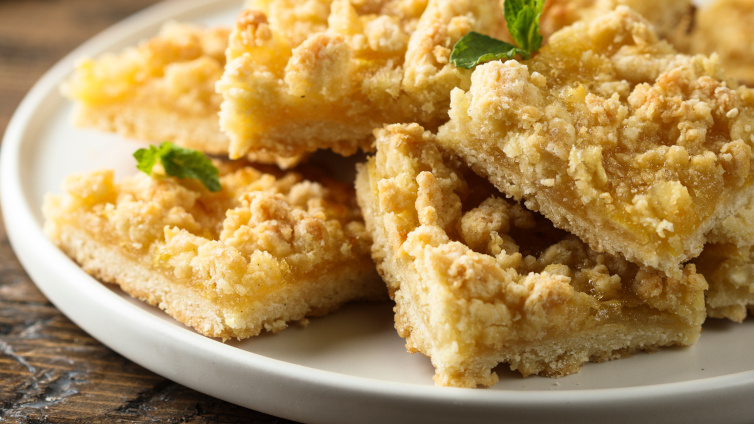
[0,1,297,422]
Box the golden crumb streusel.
[217,0,508,159]
[62,22,302,167]
[43,163,383,340]
[437,7,754,278]
[356,123,706,387]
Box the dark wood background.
[0,1,297,422]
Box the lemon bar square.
[356,123,706,387]
[43,162,384,340]
[436,7,754,278]
[62,22,302,168]
[217,0,507,159]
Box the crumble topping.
[437,7,754,276]
[217,0,508,159]
[43,164,378,339]
[357,123,706,387]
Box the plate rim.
[2,0,754,423]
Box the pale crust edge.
[52,224,386,341]
[355,159,702,388]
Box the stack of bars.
[44,0,754,387]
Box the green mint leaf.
[504,0,525,32]
[450,0,545,68]
[450,32,525,69]
[134,142,221,192]
[506,0,544,54]
[133,145,159,175]
[160,144,221,192]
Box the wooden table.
[0,1,297,422]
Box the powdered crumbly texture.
[62,22,302,168]
[43,164,384,340]
[437,7,754,278]
[355,123,707,387]
[217,0,507,159]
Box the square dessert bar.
[44,162,384,340]
[62,22,301,168]
[356,123,706,387]
[217,0,507,159]
[436,7,754,278]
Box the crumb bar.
[43,163,384,340]
[437,7,754,277]
[356,123,707,387]
[217,0,507,159]
[61,22,302,168]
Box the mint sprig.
[449,32,526,69]
[450,0,545,69]
[134,142,221,192]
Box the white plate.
[2,0,754,423]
